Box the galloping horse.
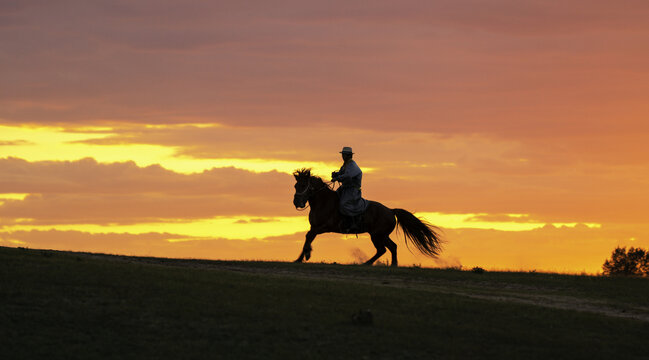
[292,168,442,266]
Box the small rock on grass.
[351,309,373,326]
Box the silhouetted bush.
[471,266,485,274]
[602,247,649,276]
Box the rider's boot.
[341,215,352,233]
[349,215,360,233]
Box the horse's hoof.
[305,253,311,261]
[293,258,303,263]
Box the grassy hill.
[1,246,648,359]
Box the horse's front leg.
[294,230,317,263]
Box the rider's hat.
[340,146,354,155]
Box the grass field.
[1,246,648,359]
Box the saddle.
[335,188,368,234]
[340,213,364,234]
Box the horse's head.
[293,168,314,209]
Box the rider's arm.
[336,161,361,181]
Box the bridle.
[294,177,336,211]
[295,180,312,197]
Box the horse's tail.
[393,208,443,257]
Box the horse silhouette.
[292,168,442,266]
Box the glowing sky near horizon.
[2,0,649,273]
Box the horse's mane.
[293,168,328,189]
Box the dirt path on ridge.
[82,252,649,323]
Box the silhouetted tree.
[602,247,649,276]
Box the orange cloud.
[3,150,649,225]
[0,229,353,263]
[3,223,647,273]
[58,124,649,223]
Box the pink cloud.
[0,157,295,223]
[1,0,648,138]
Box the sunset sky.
[2,0,649,273]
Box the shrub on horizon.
[602,246,649,276]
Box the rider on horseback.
[331,146,368,233]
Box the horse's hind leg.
[385,236,398,267]
[364,234,387,265]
